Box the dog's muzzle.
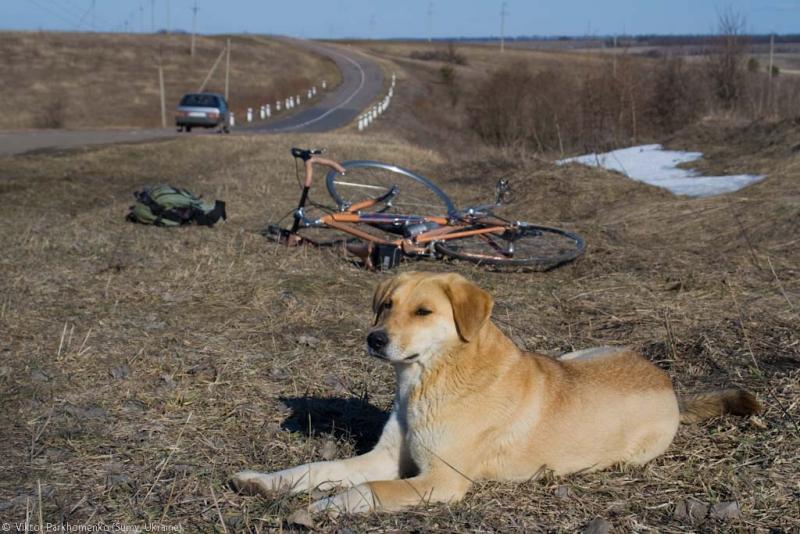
[367,330,389,358]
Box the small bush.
[35,98,66,128]
[646,57,703,134]
[468,64,579,152]
[410,42,467,65]
[439,64,460,107]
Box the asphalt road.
[0,39,383,157]
[244,40,383,133]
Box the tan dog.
[232,272,760,514]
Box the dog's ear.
[441,274,494,342]
[372,272,417,319]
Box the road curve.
[0,39,382,157]
[244,39,384,133]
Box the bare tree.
[707,7,748,107]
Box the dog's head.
[367,272,494,364]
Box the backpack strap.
[192,200,227,226]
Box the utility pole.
[165,0,170,33]
[190,0,198,57]
[369,14,376,40]
[427,2,433,43]
[91,0,96,31]
[612,34,617,77]
[225,38,231,100]
[151,0,155,32]
[500,2,508,53]
[140,4,145,33]
[198,46,226,91]
[768,33,775,78]
[768,32,775,115]
[158,60,167,128]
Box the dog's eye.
[415,307,432,316]
[382,300,392,311]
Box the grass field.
[0,32,341,130]
[1,108,798,531]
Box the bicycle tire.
[325,160,456,217]
[434,223,585,270]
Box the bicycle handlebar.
[291,147,346,188]
[291,147,325,161]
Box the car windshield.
[180,94,219,108]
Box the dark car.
[175,93,230,133]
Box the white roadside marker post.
[266,105,271,118]
[247,108,253,122]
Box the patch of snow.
[557,144,765,197]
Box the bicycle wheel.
[325,160,455,217]
[434,223,585,270]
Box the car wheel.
[186,126,192,132]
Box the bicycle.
[264,147,585,271]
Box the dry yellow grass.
[0,114,798,530]
[357,40,607,75]
[0,32,341,129]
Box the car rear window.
[180,94,220,107]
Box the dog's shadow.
[279,396,390,454]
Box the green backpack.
[126,185,226,227]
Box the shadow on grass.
[279,396,390,454]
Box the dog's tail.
[678,388,761,424]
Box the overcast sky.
[4,1,798,37]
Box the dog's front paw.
[230,470,281,495]
[307,484,376,516]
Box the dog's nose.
[367,330,389,351]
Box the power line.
[60,0,92,15]
[190,0,198,56]
[115,6,139,33]
[426,2,434,43]
[40,0,86,26]
[61,0,113,31]
[58,0,111,29]
[74,1,94,29]
[27,0,82,28]
[500,2,508,52]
